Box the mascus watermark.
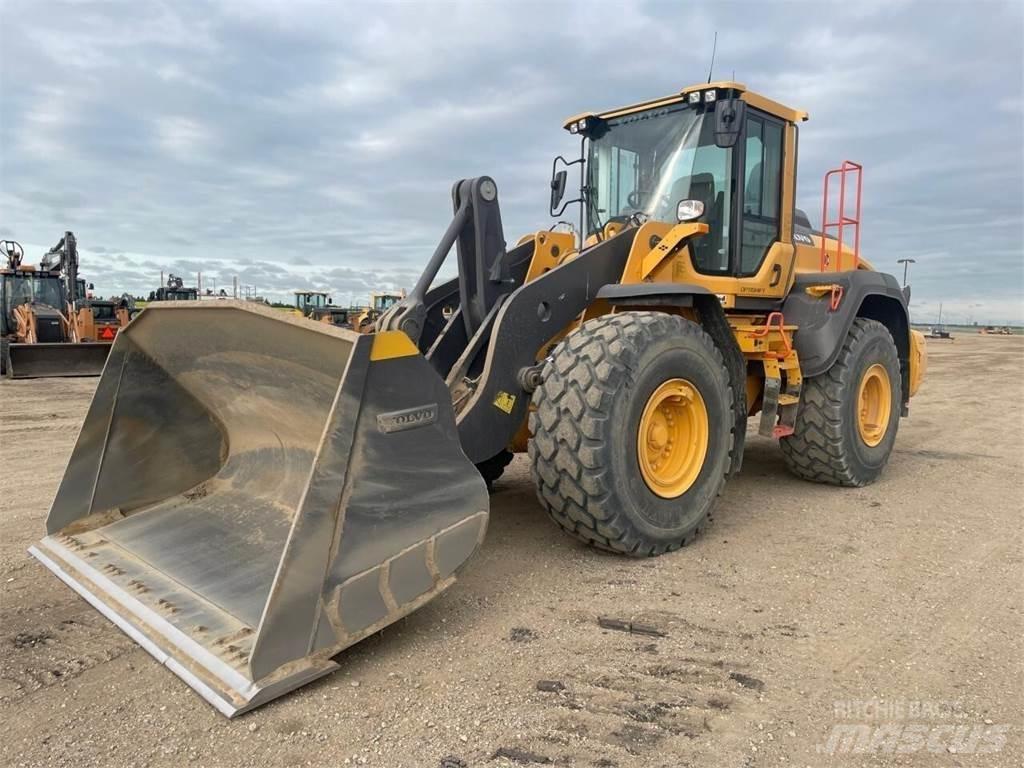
[818,700,1009,755]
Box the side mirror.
[676,199,706,222]
[714,97,746,149]
[550,169,568,214]
[88,282,95,289]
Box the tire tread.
[780,317,898,487]
[529,312,734,556]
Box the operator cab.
[294,290,332,312]
[372,292,403,313]
[2,271,65,310]
[552,82,807,284]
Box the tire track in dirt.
[497,609,767,765]
[0,601,139,702]
[824,535,1021,680]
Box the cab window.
[740,115,783,274]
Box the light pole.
[897,258,916,288]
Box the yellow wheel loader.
[291,290,354,327]
[352,289,408,333]
[31,82,926,716]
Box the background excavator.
[148,274,198,302]
[1,233,126,378]
[31,82,925,716]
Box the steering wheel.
[603,211,651,233]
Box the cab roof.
[562,81,808,130]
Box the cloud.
[0,0,1021,322]
[155,116,214,158]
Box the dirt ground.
[1,334,1021,768]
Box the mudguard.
[783,271,911,400]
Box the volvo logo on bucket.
[377,404,439,433]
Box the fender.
[595,282,713,307]
[783,271,911,403]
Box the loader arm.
[452,229,637,462]
[384,176,640,464]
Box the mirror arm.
[549,136,588,245]
[552,195,584,218]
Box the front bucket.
[29,301,488,716]
[6,341,111,378]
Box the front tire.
[529,312,735,556]
[781,318,901,486]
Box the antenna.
[706,31,718,84]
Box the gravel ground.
[0,333,1021,767]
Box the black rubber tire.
[0,338,8,377]
[529,312,735,556]
[781,317,901,486]
[476,449,514,491]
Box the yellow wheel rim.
[637,378,709,499]
[857,363,892,447]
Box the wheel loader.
[351,289,408,333]
[1,233,120,378]
[30,82,927,716]
[291,290,354,327]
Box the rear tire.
[0,338,8,377]
[781,318,901,486]
[529,312,735,556]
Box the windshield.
[4,274,65,308]
[586,102,733,272]
[91,303,115,319]
[297,293,327,308]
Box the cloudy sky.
[1,0,1021,322]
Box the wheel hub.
[857,363,892,447]
[637,379,709,498]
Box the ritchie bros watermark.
[818,699,1009,756]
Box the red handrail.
[751,311,793,357]
[819,160,862,272]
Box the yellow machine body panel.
[908,329,927,397]
[564,81,808,130]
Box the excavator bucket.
[29,301,489,716]
[5,341,111,378]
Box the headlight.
[704,90,717,103]
[577,118,587,131]
[688,91,701,105]
[569,123,579,134]
[676,199,705,222]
